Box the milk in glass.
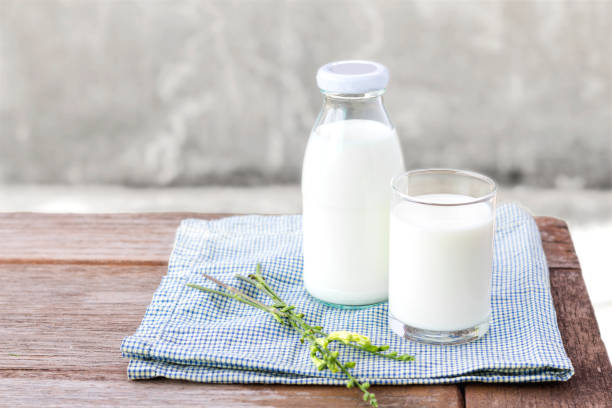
[389,194,494,332]
[387,169,497,345]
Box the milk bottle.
[302,61,404,306]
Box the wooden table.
[1,213,610,407]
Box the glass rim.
[391,168,497,206]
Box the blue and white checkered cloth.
[121,203,573,384]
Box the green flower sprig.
[187,264,414,407]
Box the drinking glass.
[388,169,496,344]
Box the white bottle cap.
[316,60,389,94]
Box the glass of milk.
[388,169,496,344]
[302,61,405,307]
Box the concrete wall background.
[0,0,610,188]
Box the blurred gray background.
[0,0,611,352]
[1,0,610,187]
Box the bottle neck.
[316,90,392,128]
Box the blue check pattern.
[121,204,573,384]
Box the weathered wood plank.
[0,263,462,407]
[0,213,223,265]
[535,218,580,270]
[0,264,163,375]
[0,378,463,408]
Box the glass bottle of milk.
[302,60,405,307]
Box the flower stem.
[186,264,415,407]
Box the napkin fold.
[121,204,573,384]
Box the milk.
[302,119,404,305]
[388,194,494,331]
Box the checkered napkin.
[121,204,573,384]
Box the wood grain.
[0,213,609,407]
[535,217,580,270]
[0,212,224,265]
[0,379,462,408]
[0,264,163,377]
